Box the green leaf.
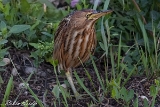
[41,32,53,37]
[0,48,8,58]
[0,61,6,66]
[99,42,105,50]
[124,56,133,63]
[120,87,127,100]
[133,96,138,107]
[155,79,160,86]
[111,86,119,98]
[0,21,6,31]
[17,40,23,48]
[150,85,156,96]
[0,2,4,11]
[143,98,149,107]
[127,89,134,102]
[9,25,30,34]
[145,23,152,31]
[3,3,10,16]
[20,0,30,13]
[52,85,60,99]
[76,4,82,10]
[150,10,160,21]
[0,39,8,45]
[29,43,38,49]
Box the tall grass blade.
[2,75,13,107]
[90,55,105,91]
[110,47,115,79]
[27,86,44,107]
[118,32,122,70]
[93,0,99,10]
[9,56,44,107]
[103,0,110,10]
[53,64,68,107]
[137,17,150,53]
[101,18,109,58]
[74,71,97,102]
[100,0,110,58]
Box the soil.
[0,48,160,107]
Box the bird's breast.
[62,26,96,68]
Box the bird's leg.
[65,70,80,99]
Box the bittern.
[53,9,112,98]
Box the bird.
[53,9,112,99]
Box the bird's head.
[68,9,112,27]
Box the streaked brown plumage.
[53,9,112,98]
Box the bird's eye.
[86,13,92,18]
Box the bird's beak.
[88,10,113,20]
